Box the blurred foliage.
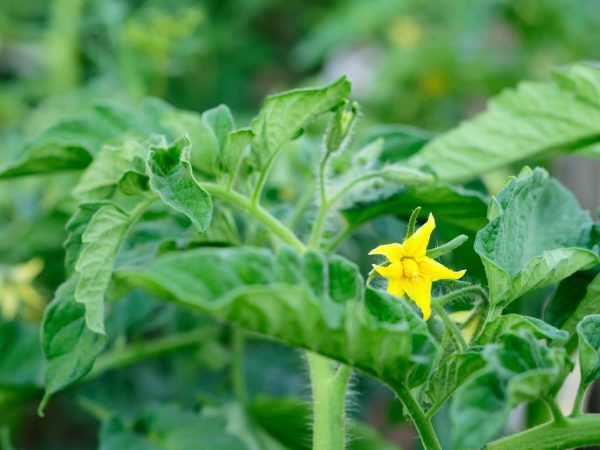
[1,1,599,449]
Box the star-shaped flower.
[369,213,465,320]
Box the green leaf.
[409,63,600,181]
[0,103,155,179]
[99,404,248,450]
[251,77,351,167]
[451,330,570,449]
[576,314,600,386]
[203,105,235,150]
[545,271,600,335]
[119,246,437,389]
[341,182,488,232]
[474,167,598,306]
[451,370,509,449]
[0,318,43,389]
[477,314,568,344]
[64,202,107,274]
[40,277,108,414]
[73,141,146,201]
[361,124,434,163]
[325,100,359,154]
[220,128,254,175]
[425,349,486,410]
[75,203,146,334]
[147,138,213,233]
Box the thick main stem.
[486,414,600,450]
[393,384,442,450]
[307,353,352,450]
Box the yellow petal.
[368,243,404,262]
[387,278,406,298]
[404,276,432,320]
[373,263,403,279]
[401,213,435,259]
[418,257,466,282]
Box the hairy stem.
[392,384,442,450]
[307,353,352,450]
[202,182,305,253]
[486,414,600,450]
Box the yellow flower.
[369,213,465,320]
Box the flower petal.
[401,213,435,259]
[418,257,466,281]
[373,263,403,279]
[404,276,432,320]
[387,278,406,298]
[368,243,404,262]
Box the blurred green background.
[1,0,600,449]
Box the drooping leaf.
[474,167,598,306]
[451,330,570,449]
[75,203,145,334]
[147,138,213,233]
[40,277,108,414]
[576,314,600,387]
[341,182,488,232]
[545,271,600,335]
[409,63,600,182]
[118,246,437,389]
[251,77,351,168]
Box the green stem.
[308,172,378,249]
[571,383,588,416]
[432,302,466,352]
[85,328,211,382]
[250,151,278,206]
[392,384,442,450]
[202,182,306,253]
[486,414,600,450]
[546,398,566,424]
[231,326,247,404]
[307,353,352,450]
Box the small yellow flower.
[369,213,465,320]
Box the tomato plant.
[1,62,599,450]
